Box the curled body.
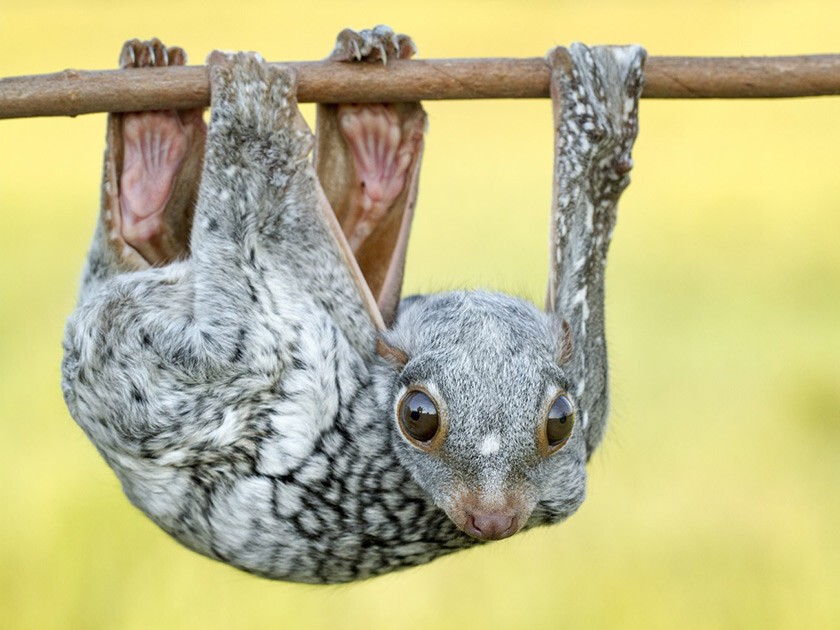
[62,28,645,583]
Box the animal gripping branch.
[50,27,840,583]
[1,54,840,119]
[61,31,650,582]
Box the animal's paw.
[329,25,416,64]
[206,51,307,143]
[336,103,421,249]
[120,37,187,69]
[116,38,204,265]
[548,44,645,197]
[548,44,645,264]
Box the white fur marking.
[478,433,501,456]
[573,287,589,321]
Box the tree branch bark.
[2,55,839,120]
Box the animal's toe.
[329,26,416,63]
[119,38,180,69]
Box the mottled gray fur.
[62,44,645,583]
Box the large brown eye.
[399,390,440,445]
[545,394,575,452]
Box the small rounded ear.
[376,336,409,368]
[558,319,573,365]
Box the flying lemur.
[61,27,645,583]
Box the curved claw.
[119,37,186,69]
[329,25,417,64]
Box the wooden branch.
[2,55,840,119]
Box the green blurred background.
[2,1,839,628]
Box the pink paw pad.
[338,104,415,250]
[119,110,188,261]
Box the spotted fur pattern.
[62,45,645,583]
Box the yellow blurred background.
[1,1,839,628]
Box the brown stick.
[1,55,839,119]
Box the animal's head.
[374,291,587,541]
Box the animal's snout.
[464,511,517,541]
[445,486,533,541]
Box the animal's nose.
[464,511,517,540]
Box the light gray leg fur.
[192,53,378,359]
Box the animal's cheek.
[529,461,589,523]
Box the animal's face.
[377,291,588,540]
